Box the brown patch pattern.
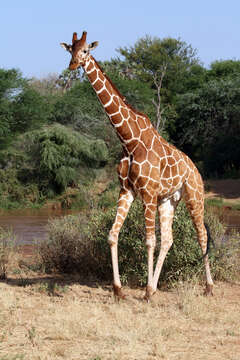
[61,32,214,299]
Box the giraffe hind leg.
[203,223,214,296]
[149,198,175,296]
[183,185,214,295]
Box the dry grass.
[0,267,240,360]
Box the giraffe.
[61,31,214,300]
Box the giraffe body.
[61,32,213,299]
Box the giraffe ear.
[60,43,72,53]
[88,41,99,51]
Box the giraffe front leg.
[142,195,157,301]
[108,188,134,299]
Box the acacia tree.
[117,36,200,133]
[57,68,83,92]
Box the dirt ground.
[206,179,240,203]
[1,179,240,359]
[0,273,240,360]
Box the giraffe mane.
[94,58,148,119]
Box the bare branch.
[152,63,168,132]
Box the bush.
[40,199,239,287]
[39,214,90,274]
[0,227,15,279]
[0,169,41,209]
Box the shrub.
[40,199,238,287]
[0,227,15,279]
[39,214,90,274]
[88,202,147,284]
[0,168,41,209]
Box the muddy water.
[0,208,76,244]
[0,207,239,245]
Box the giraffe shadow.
[1,275,110,289]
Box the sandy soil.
[1,180,239,359]
[0,275,240,360]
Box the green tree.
[208,60,240,80]
[118,36,199,93]
[22,124,109,194]
[174,77,240,176]
[117,36,201,133]
[0,68,25,146]
[12,86,52,132]
[0,68,24,99]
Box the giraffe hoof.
[143,285,156,302]
[204,284,213,296]
[113,284,126,300]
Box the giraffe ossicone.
[61,31,214,300]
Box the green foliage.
[23,124,109,193]
[118,35,200,97]
[12,87,51,132]
[0,168,40,209]
[174,76,240,176]
[0,68,25,146]
[208,60,240,80]
[205,198,224,208]
[0,122,109,208]
[106,70,156,121]
[161,202,200,282]
[209,234,240,281]
[0,39,239,210]
[0,68,52,152]
[88,201,147,284]
[53,79,105,125]
[40,199,236,287]
[57,68,83,91]
[0,68,24,99]
[117,35,202,135]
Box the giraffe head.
[61,31,98,70]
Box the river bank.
[0,179,239,245]
[205,179,240,206]
[0,207,77,244]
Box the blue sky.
[1,0,239,78]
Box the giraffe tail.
[203,223,215,258]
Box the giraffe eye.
[83,50,88,54]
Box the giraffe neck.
[83,55,152,151]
